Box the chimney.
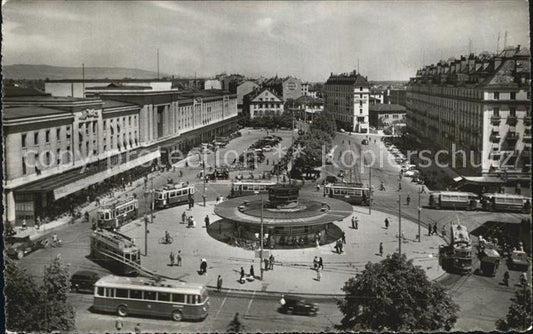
[460,56,467,72]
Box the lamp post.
[143,178,154,256]
[255,190,264,280]
[418,191,421,242]
[368,157,372,215]
[202,154,206,207]
[398,194,402,256]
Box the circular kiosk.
[213,184,352,249]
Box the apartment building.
[247,88,284,119]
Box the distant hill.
[2,64,170,80]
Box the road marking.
[244,290,256,317]
[213,289,231,320]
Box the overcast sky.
[2,0,530,81]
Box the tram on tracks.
[154,182,195,210]
[97,197,139,230]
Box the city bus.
[480,193,531,213]
[228,181,277,198]
[439,221,473,274]
[92,275,209,321]
[428,191,478,210]
[97,197,139,230]
[154,182,195,210]
[325,183,370,205]
[90,229,141,276]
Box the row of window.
[21,127,71,148]
[96,287,202,304]
[253,103,282,109]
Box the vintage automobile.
[279,295,319,316]
[478,247,501,277]
[206,169,230,180]
[5,235,49,259]
[508,250,530,271]
[70,270,101,293]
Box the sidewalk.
[120,201,444,295]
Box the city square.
[2,1,531,333]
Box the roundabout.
[212,184,353,249]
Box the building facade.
[45,79,173,98]
[323,71,370,133]
[3,85,239,226]
[236,80,260,109]
[406,45,531,180]
[248,88,284,119]
[369,104,407,128]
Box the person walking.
[200,258,207,275]
[503,271,510,287]
[269,254,275,270]
[428,223,432,236]
[176,250,182,266]
[379,242,383,256]
[264,258,269,271]
[406,195,411,206]
[342,232,346,244]
[182,211,187,224]
[318,257,324,270]
[316,267,322,281]
[385,217,390,229]
[169,251,175,266]
[313,256,318,270]
[433,223,438,236]
[217,275,223,292]
[240,267,245,283]
[204,215,210,228]
[249,265,255,278]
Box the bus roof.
[450,223,470,244]
[232,181,277,185]
[158,182,193,192]
[482,193,529,200]
[91,229,138,251]
[327,183,368,190]
[430,191,477,197]
[99,196,137,210]
[94,275,205,295]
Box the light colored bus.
[480,193,531,213]
[228,181,277,198]
[154,182,195,210]
[97,197,139,230]
[326,183,370,205]
[93,275,209,321]
[90,229,140,276]
[428,191,478,210]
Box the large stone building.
[263,76,303,101]
[236,80,260,111]
[2,85,238,226]
[406,45,531,183]
[323,71,370,133]
[246,88,284,119]
[45,79,174,98]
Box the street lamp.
[417,191,422,242]
[143,178,154,256]
[398,194,402,256]
[254,190,264,281]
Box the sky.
[1,0,530,81]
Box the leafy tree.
[39,255,76,331]
[496,286,532,331]
[337,253,459,331]
[227,312,246,333]
[4,260,42,331]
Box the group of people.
[264,254,275,271]
[428,223,438,236]
[181,211,196,228]
[168,250,183,266]
[334,232,346,254]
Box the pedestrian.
[316,267,322,281]
[313,256,318,270]
[217,275,223,292]
[379,242,383,256]
[176,250,182,266]
[191,217,196,228]
[318,257,324,270]
[182,211,187,224]
[134,323,141,334]
[398,182,402,191]
[204,215,210,228]
[269,254,275,270]
[503,271,510,286]
[115,316,124,332]
[240,267,245,283]
[406,195,411,205]
[433,223,438,236]
[200,258,207,275]
[428,224,432,236]
[215,196,220,205]
[385,217,390,229]
[264,258,269,271]
[169,251,175,266]
[315,233,320,247]
[354,217,359,229]
[250,265,255,278]
[342,232,346,244]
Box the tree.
[39,255,76,331]
[4,260,42,331]
[227,312,246,333]
[496,286,532,331]
[337,253,459,331]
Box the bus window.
[130,290,143,299]
[195,295,201,304]
[172,293,185,303]
[158,292,171,302]
[144,291,156,300]
[125,253,131,261]
[97,287,104,296]
[186,295,196,304]
[99,212,105,220]
[105,288,115,297]
[105,213,111,220]
[116,289,128,298]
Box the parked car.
[5,235,49,259]
[70,270,101,293]
[279,295,318,316]
[508,250,530,271]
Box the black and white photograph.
[1,0,531,332]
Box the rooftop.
[369,104,407,113]
[3,106,71,120]
[325,71,370,87]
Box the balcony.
[490,115,501,125]
[507,115,518,126]
[490,130,501,142]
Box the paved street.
[12,129,530,332]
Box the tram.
[428,191,478,210]
[154,182,195,210]
[228,181,277,198]
[90,229,141,276]
[325,183,370,205]
[439,221,473,274]
[97,197,139,230]
[480,193,531,213]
